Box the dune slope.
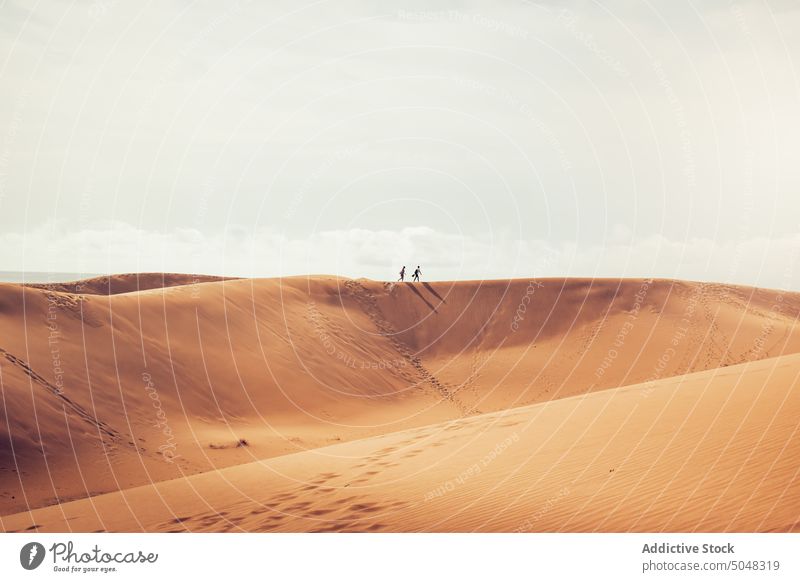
[26,273,234,295]
[3,352,798,533]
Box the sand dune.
[3,352,798,533]
[1,275,799,530]
[27,272,234,295]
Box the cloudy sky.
[1,0,799,287]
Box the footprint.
[349,503,382,513]
[287,502,312,510]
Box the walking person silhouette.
[412,266,422,282]
[398,266,406,282]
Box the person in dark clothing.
[412,266,422,282]
[398,266,406,282]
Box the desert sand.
[1,275,798,532]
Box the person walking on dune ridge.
[398,266,406,282]
[412,266,422,282]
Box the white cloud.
[2,221,799,290]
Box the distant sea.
[0,271,104,284]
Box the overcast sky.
[1,0,799,287]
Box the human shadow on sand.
[422,282,447,304]
[405,283,438,313]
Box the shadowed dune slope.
[1,276,799,515]
[3,352,798,533]
[367,278,800,412]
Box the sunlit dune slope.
[4,352,798,533]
